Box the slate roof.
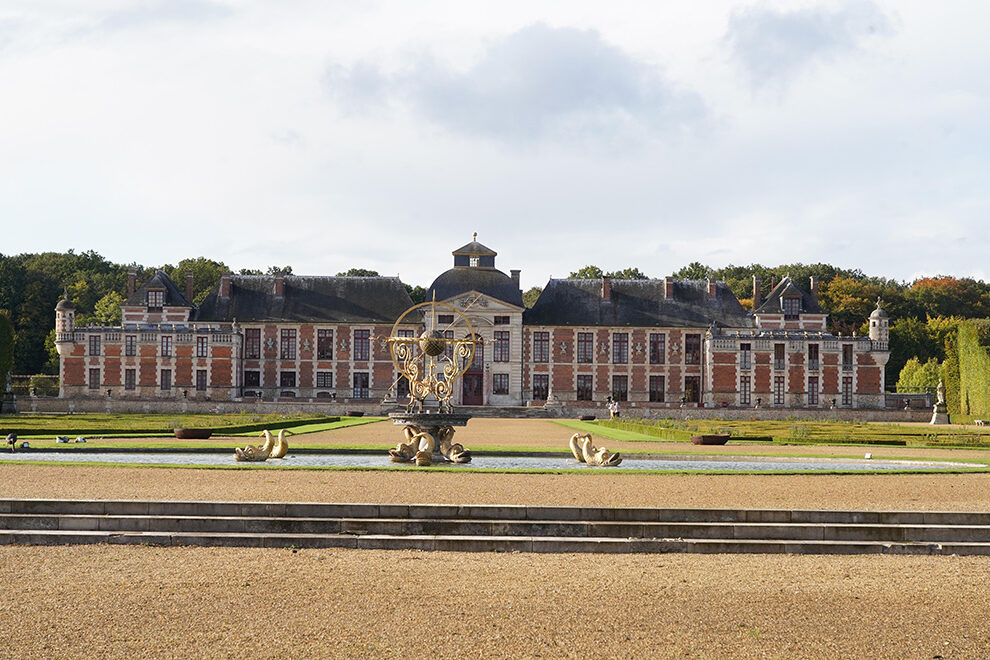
[452,240,496,256]
[427,268,523,308]
[124,270,192,308]
[754,276,824,315]
[524,279,755,328]
[196,275,419,324]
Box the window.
[612,375,628,402]
[244,329,261,359]
[739,343,751,370]
[469,256,479,267]
[124,369,135,391]
[443,330,454,361]
[160,369,172,391]
[739,375,751,406]
[842,376,853,405]
[125,335,136,357]
[147,290,164,310]
[808,344,819,371]
[494,316,510,325]
[842,344,853,371]
[161,335,172,357]
[397,329,415,338]
[533,331,549,363]
[353,372,369,398]
[774,344,785,370]
[89,335,100,356]
[244,370,260,387]
[469,340,483,369]
[353,330,370,361]
[808,376,819,406]
[649,333,665,364]
[492,373,509,395]
[493,331,510,362]
[684,334,701,365]
[612,333,628,364]
[196,369,207,391]
[437,314,454,326]
[196,336,209,358]
[281,329,297,360]
[532,373,549,400]
[396,377,409,398]
[782,297,800,320]
[774,375,785,405]
[684,376,700,403]
[88,368,100,390]
[317,329,333,360]
[316,371,332,388]
[280,371,296,388]
[649,375,665,402]
[577,375,593,401]
[577,332,594,363]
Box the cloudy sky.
[2,1,988,290]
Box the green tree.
[887,317,939,384]
[672,262,713,280]
[91,291,125,326]
[163,257,229,306]
[404,284,427,304]
[523,286,543,308]
[0,310,13,385]
[337,268,380,277]
[569,265,604,279]
[605,267,649,279]
[266,265,293,275]
[896,357,940,392]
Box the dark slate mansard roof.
[196,275,419,324]
[524,279,755,328]
[124,270,192,308]
[754,276,824,315]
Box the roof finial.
[472,232,477,241]
[876,296,883,308]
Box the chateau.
[54,237,891,411]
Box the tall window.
[576,375,593,401]
[493,331,510,362]
[649,375,665,402]
[533,331,550,363]
[244,329,261,359]
[684,376,700,403]
[739,343,751,370]
[124,369,135,391]
[808,344,820,371]
[808,376,819,405]
[649,333,665,364]
[317,329,333,360]
[443,330,454,361]
[196,369,208,391]
[280,329,297,360]
[353,372,369,398]
[196,336,209,358]
[773,375,785,405]
[160,369,172,391]
[88,368,100,390]
[316,371,332,388]
[353,330,370,361]
[532,373,549,400]
[782,297,800,319]
[842,344,853,370]
[89,335,100,356]
[244,371,260,387]
[774,344,785,370]
[396,376,409,398]
[577,332,594,363]
[612,333,629,364]
[739,375,751,406]
[492,373,509,395]
[612,375,628,402]
[161,335,172,357]
[842,376,853,405]
[684,334,701,365]
[125,335,136,357]
[147,290,164,310]
[280,371,296,388]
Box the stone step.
[4,513,990,544]
[2,528,990,556]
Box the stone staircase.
[2,500,990,555]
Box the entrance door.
[462,373,483,405]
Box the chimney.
[274,274,285,298]
[127,271,137,297]
[601,276,611,302]
[220,272,231,298]
[185,271,194,304]
[707,278,717,299]
[809,276,818,303]
[510,269,520,290]
[664,276,674,300]
[752,275,760,307]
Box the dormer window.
[147,290,164,311]
[469,256,479,267]
[782,297,800,320]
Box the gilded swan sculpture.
[569,433,590,462]
[270,429,292,459]
[234,430,275,462]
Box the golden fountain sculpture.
[234,429,292,462]
[385,299,478,466]
[568,432,622,467]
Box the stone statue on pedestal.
[930,378,949,425]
